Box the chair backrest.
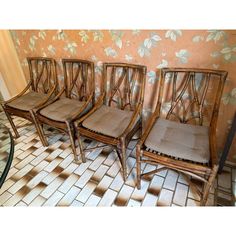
[102,63,147,111]
[157,68,227,126]
[27,57,58,94]
[62,59,95,102]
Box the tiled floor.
[0,112,235,207]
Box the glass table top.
[0,123,14,188]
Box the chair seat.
[39,97,88,122]
[82,105,135,138]
[144,118,210,164]
[7,91,47,111]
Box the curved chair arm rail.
[119,101,143,139]
[2,81,32,105]
[69,93,95,122]
[33,86,65,113]
[77,92,106,124]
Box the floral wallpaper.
[10,30,236,163]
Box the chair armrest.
[137,102,161,148]
[76,93,105,124]
[33,86,64,113]
[119,102,143,139]
[68,93,94,122]
[2,81,32,105]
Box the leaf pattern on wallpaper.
[52,30,67,41]
[47,45,56,55]
[93,30,104,42]
[64,42,77,55]
[138,32,161,57]
[10,31,20,46]
[165,30,182,41]
[192,35,204,43]
[125,54,133,62]
[157,59,168,68]
[206,30,227,43]
[95,61,103,74]
[110,30,124,49]
[104,47,117,57]
[79,30,89,43]
[222,88,236,105]
[132,30,141,35]
[29,35,38,51]
[211,44,236,62]
[38,30,46,40]
[147,71,158,84]
[175,49,190,63]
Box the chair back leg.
[201,165,218,206]
[76,130,86,163]
[66,121,79,163]
[30,110,49,147]
[2,106,20,138]
[121,137,127,181]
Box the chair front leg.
[66,121,79,163]
[136,144,141,189]
[2,106,20,138]
[120,137,127,181]
[76,129,86,163]
[201,165,218,206]
[30,110,48,147]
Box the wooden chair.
[136,68,227,206]
[1,57,58,139]
[77,63,147,180]
[32,59,95,162]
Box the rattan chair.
[77,63,147,180]
[32,59,95,162]
[136,68,227,206]
[1,57,58,138]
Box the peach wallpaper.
[10,30,236,163]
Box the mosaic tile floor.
[0,112,235,207]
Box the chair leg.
[76,129,86,163]
[136,145,141,190]
[200,165,218,206]
[66,121,79,163]
[30,110,48,147]
[121,137,127,181]
[3,108,19,138]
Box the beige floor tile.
[142,193,158,206]
[173,183,189,206]
[98,189,118,206]
[84,194,101,206]
[58,174,79,194]
[114,184,134,206]
[76,182,97,203]
[75,169,94,188]
[127,199,141,207]
[163,170,178,191]
[40,178,64,199]
[29,195,47,206]
[22,183,47,204]
[156,188,174,206]
[58,186,81,206]
[0,191,12,205]
[43,190,64,206]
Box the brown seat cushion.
[40,97,88,122]
[82,105,136,138]
[145,118,210,164]
[7,91,47,111]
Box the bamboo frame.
[77,62,147,180]
[32,59,95,163]
[136,68,227,206]
[1,57,58,138]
